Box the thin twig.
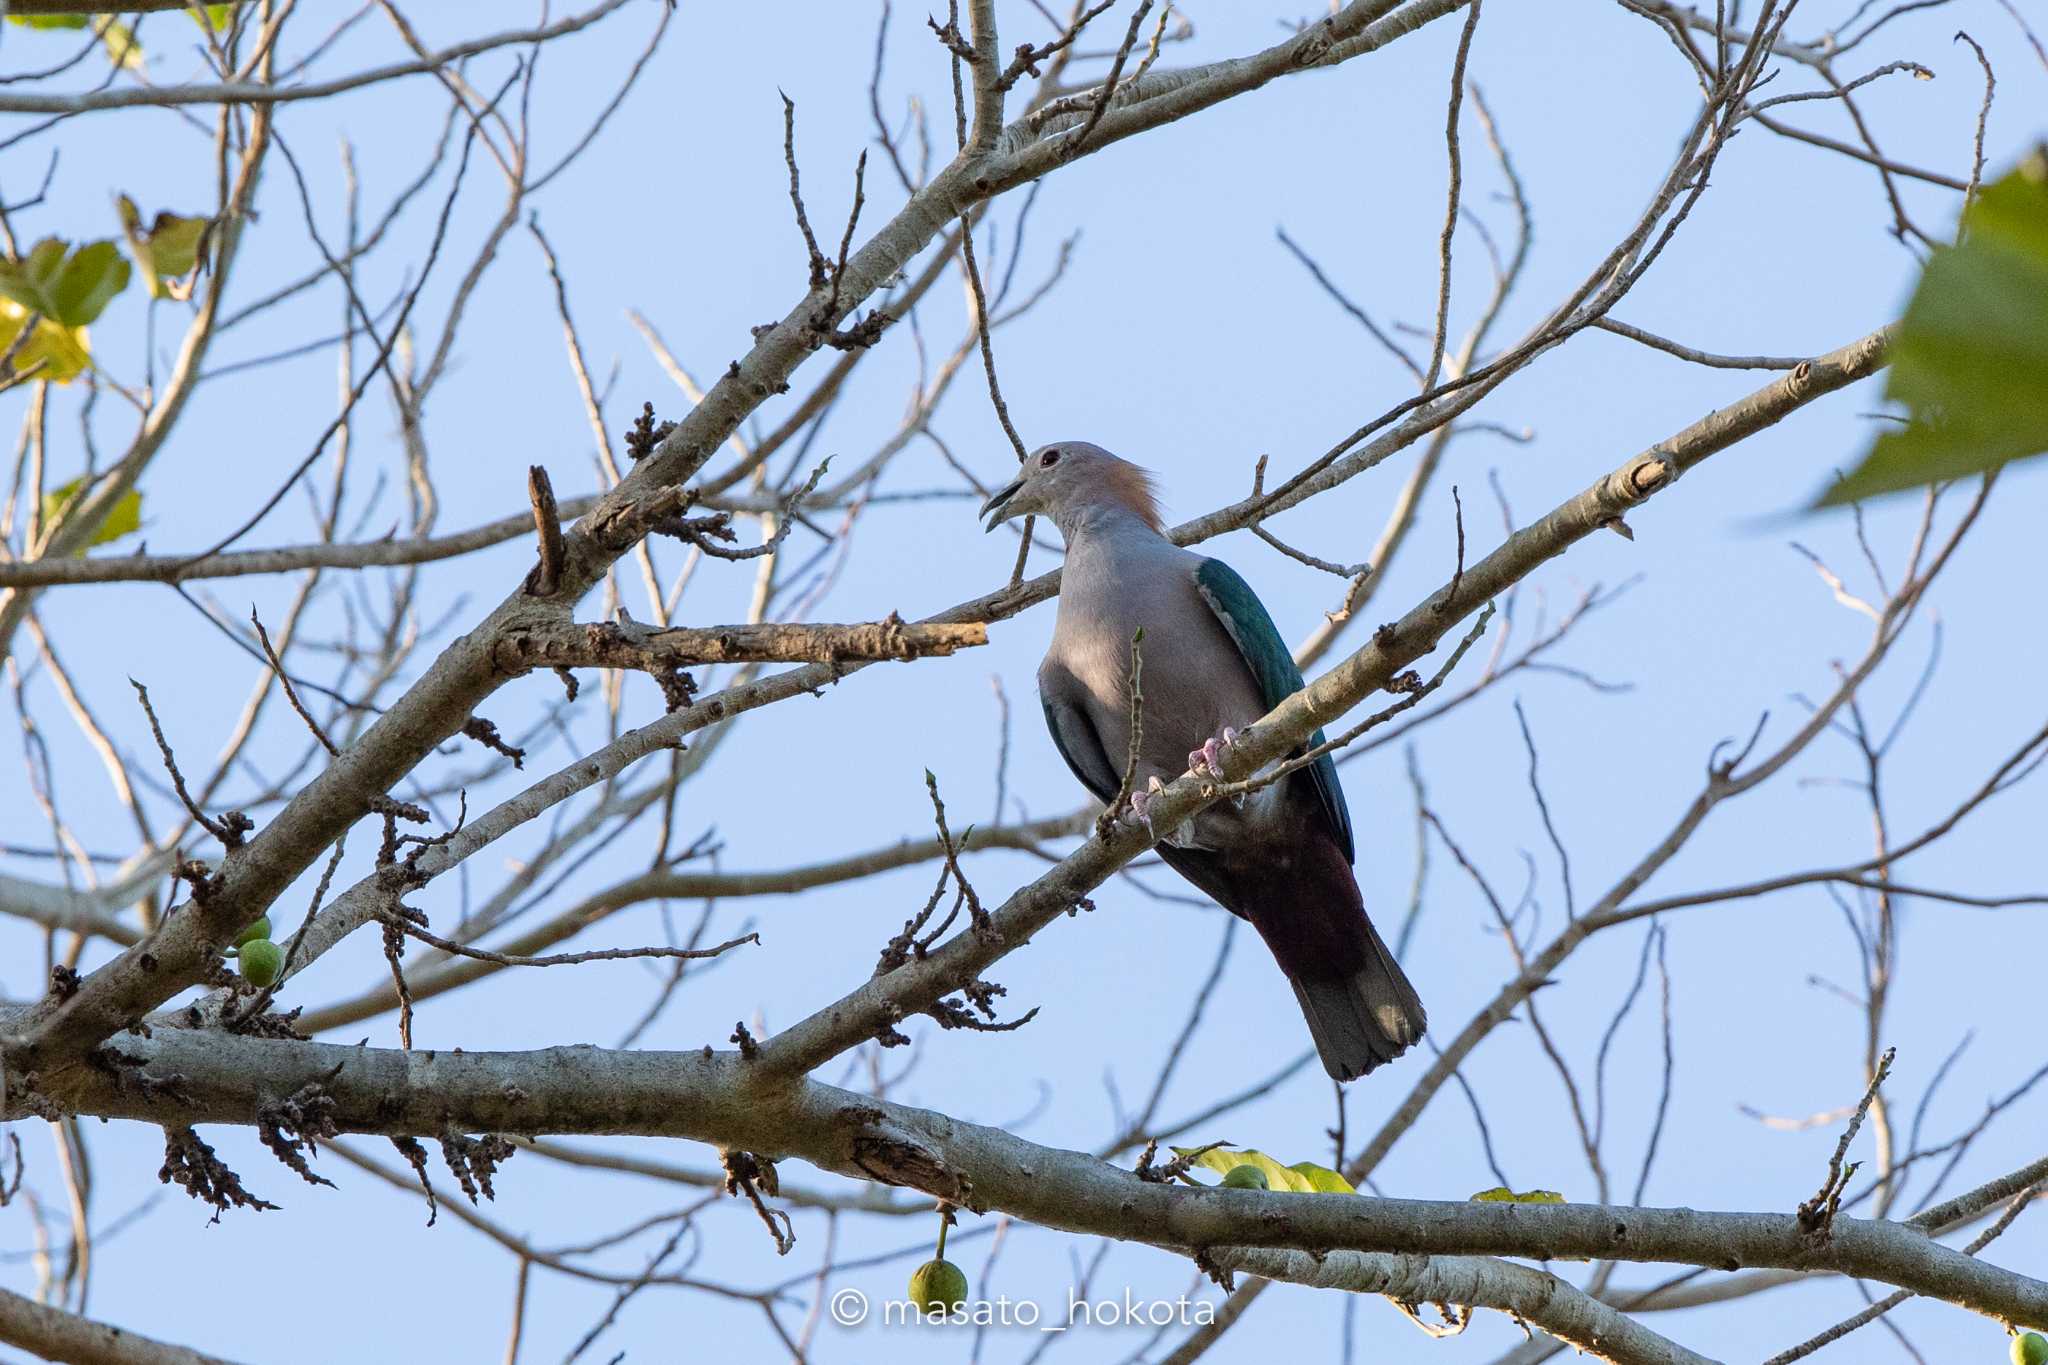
[129,681,234,846]
[1952,31,1993,215]
[1424,1,1484,392]
[781,94,829,290]
[1594,317,1805,369]
[1065,0,1152,158]
[1765,1177,2045,1363]
[1799,1046,1897,1236]
[373,912,759,970]
[250,611,338,756]
[1246,456,1369,580]
[1098,628,1146,838]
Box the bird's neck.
[1055,499,1167,549]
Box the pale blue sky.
[2,2,2045,1361]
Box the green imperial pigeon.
[981,441,1426,1080]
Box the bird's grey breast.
[1045,535,1265,770]
[1045,534,1178,700]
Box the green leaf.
[1171,1145,1356,1194]
[117,197,211,299]
[0,239,65,315]
[0,300,91,385]
[1285,1161,1357,1194]
[1817,151,2048,506]
[96,17,143,69]
[0,236,132,327]
[190,4,238,28]
[51,240,130,325]
[40,476,143,551]
[5,13,148,63]
[1469,1186,1566,1204]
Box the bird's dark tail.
[1286,913,1426,1082]
[1232,829,1425,1082]
[1155,822,1426,1082]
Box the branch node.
[392,1135,440,1226]
[731,1020,761,1059]
[1192,1246,1237,1293]
[524,464,566,597]
[256,1070,342,1190]
[723,1149,796,1254]
[460,714,526,769]
[160,1125,276,1222]
[440,1128,516,1205]
[623,400,677,461]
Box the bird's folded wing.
[1039,665,1120,804]
[1191,557,1356,864]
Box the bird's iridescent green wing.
[1193,557,1356,863]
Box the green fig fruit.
[2013,1331,2048,1365]
[908,1257,968,1315]
[238,938,283,989]
[1221,1164,1269,1190]
[234,916,271,947]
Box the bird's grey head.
[978,441,1163,536]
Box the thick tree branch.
[0,3,633,114]
[0,496,603,588]
[19,1029,2048,1331]
[0,1283,241,1365]
[12,0,248,10]
[1214,1247,1715,1365]
[491,616,987,673]
[0,854,166,946]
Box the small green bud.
[908,1258,968,1314]
[1221,1164,1269,1190]
[238,938,283,989]
[234,916,271,947]
[2013,1332,2048,1365]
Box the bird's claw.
[1124,776,1168,838]
[1188,726,1240,781]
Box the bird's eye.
[1040,449,1060,467]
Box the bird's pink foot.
[1188,726,1240,780]
[1125,775,1169,837]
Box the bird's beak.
[979,478,1024,532]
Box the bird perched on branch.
[981,441,1425,1081]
